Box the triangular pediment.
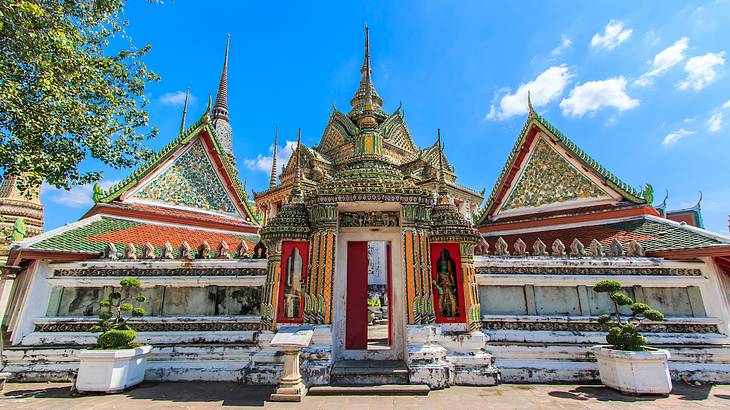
[498,136,612,215]
[317,110,356,153]
[380,108,418,154]
[94,114,260,225]
[128,137,241,217]
[476,114,653,225]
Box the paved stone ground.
[1,382,729,409]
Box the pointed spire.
[212,34,234,160]
[437,129,449,201]
[350,25,383,110]
[269,127,279,189]
[212,33,230,123]
[179,86,189,134]
[291,129,304,203]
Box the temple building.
[1,28,730,388]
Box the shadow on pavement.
[126,382,274,407]
[547,383,714,403]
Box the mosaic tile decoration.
[501,137,609,211]
[134,139,239,215]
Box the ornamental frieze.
[35,320,263,333]
[475,266,702,276]
[53,267,267,277]
[481,319,719,334]
[339,211,400,228]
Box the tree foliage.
[592,280,665,351]
[89,277,147,349]
[0,0,159,193]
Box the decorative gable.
[501,137,611,212]
[380,109,418,154]
[130,138,240,216]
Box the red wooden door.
[346,241,368,349]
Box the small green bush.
[89,277,148,349]
[592,280,665,351]
[97,326,137,349]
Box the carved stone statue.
[434,249,459,318]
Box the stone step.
[330,360,409,385]
[308,384,430,396]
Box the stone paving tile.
[1,382,730,409]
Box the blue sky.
[42,1,730,233]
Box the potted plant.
[591,280,671,394]
[76,277,151,393]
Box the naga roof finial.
[269,126,279,189]
[527,90,535,118]
[180,86,190,134]
[694,191,703,210]
[205,93,212,116]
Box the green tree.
[0,0,159,194]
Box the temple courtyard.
[1,382,729,409]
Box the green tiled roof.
[611,218,726,252]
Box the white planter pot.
[76,345,152,393]
[592,345,672,394]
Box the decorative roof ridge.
[666,192,703,214]
[475,113,652,224]
[92,111,259,226]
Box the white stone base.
[593,346,672,395]
[76,345,151,393]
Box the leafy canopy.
[0,0,159,193]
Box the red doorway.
[345,240,392,350]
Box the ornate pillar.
[402,203,434,325]
[261,241,282,328]
[304,203,338,324]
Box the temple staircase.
[308,360,430,396]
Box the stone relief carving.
[339,211,400,228]
[54,267,267,277]
[481,319,719,334]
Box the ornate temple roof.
[11,215,258,262]
[481,215,730,257]
[476,104,653,225]
[92,112,258,225]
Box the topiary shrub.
[88,277,147,349]
[593,280,665,351]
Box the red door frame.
[429,242,467,323]
[346,241,369,349]
[277,240,309,324]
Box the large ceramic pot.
[592,345,672,394]
[76,345,152,393]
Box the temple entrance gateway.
[334,228,405,361]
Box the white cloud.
[551,35,572,56]
[159,90,197,106]
[243,140,297,175]
[723,99,730,110]
[677,52,726,91]
[707,112,724,133]
[661,128,694,146]
[559,77,639,117]
[43,179,119,208]
[591,21,633,51]
[635,38,689,87]
[486,65,573,120]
